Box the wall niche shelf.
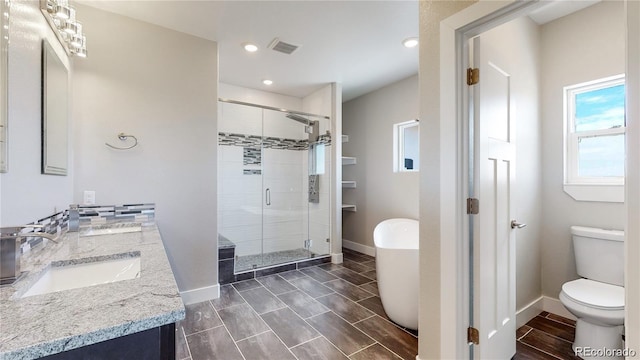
[341,134,356,212]
[342,180,356,188]
[342,156,356,166]
[341,204,357,212]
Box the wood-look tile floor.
[515,311,579,360]
[176,249,418,360]
[177,248,577,360]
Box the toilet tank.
[571,226,624,286]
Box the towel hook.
[105,132,138,150]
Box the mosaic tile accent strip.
[262,136,309,150]
[79,203,155,224]
[243,170,262,175]
[18,204,155,253]
[243,147,261,165]
[21,211,67,251]
[317,133,332,145]
[219,132,310,151]
[218,133,262,147]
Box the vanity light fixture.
[262,79,273,86]
[402,37,419,48]
[243,43,258,52]
[40,0,87,57]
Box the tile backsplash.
[19,203,155,252]
[77,203,155,224]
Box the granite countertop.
[0,223,185,360]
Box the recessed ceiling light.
[263,79,273,85]
[402,37,419,48]
[243,43,258,52]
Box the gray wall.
[540,0,625,299]
[72,5,219,294]
[0,0,74,227]
[342,75,419,249]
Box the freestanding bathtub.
[373,218,419,330]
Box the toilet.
[559,226,625,359]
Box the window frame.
[393,119,419,173]
[563,74,625,202]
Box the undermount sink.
[79,222,142,237]
[21,253,141,298]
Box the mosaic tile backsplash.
[19,204,155,252]
[77,203,155,224]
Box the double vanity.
[0,222,185,359]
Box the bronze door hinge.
[467,198,479,215]
[467,326,479,345]
[467,68,479,86]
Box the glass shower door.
[218,101,264,272]
[307,116,332,258]
[218,100,332,273]
[261,109,311,266]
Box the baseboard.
[331,252,344,264]
[180,284,220,305]
[342,239,376,257]
[516,296,543,328]
[542,295,577,320]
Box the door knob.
[511,220,527,229]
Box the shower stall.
[218,99,332,273]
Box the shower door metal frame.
[218,98,330,120]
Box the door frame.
[435,1,639,358]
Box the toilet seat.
[561,279,624,310]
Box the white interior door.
[471,34,517,359]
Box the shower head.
[286,113,311,125]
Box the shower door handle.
[265,188,271,206]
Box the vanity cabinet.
[40,324,176,360]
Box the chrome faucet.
[68,204,79,232]
[0,225,60,285]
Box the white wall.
[72,5,218,294]
[342,75,419,249]
[0,0,74,226]
[303,85,332,117]
[220,82,303,112]
[540,0,625,299]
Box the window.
[393,119,419,172]
[564,75,625,202]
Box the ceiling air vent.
[268,38,299,55]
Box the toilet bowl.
[559,226,625,360]
[559,278,624,355]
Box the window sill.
[563,184,624,203]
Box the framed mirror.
[41,39,69,175]
[393,119,420,172]
[0,0,9,173]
